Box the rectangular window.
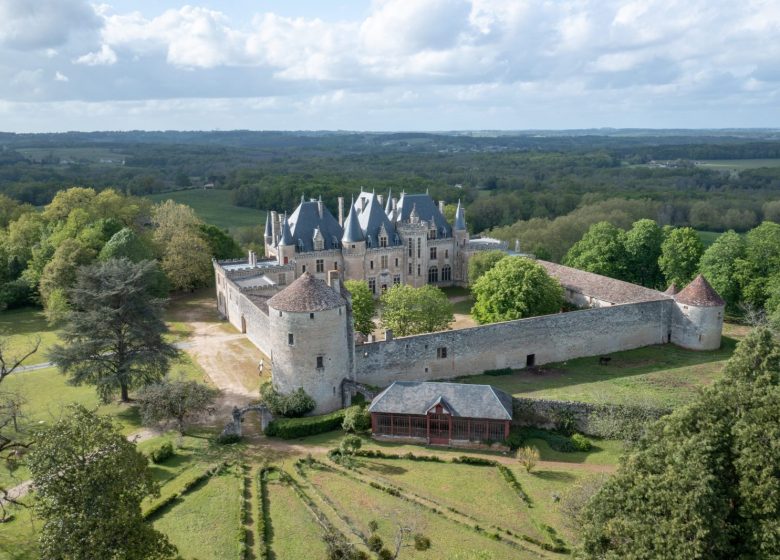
[316,356,324,369]
[380,236,387,248]
[316,259,324,273]
[381,255,388,269]
[430,247,437,259]
[393,274,401,285]
[302,265,306,273]
[445,249,449,259]
[370,260,374,270]
[417,264,421,276]
[368,278,376,294]
[417,238,421,258]
[437,347,447,359]
[288,333,294,345]
[310,313,314,319]
[278,273,286,285]
[395,257,399,267]
[408,238,413,257]
[408,263,413,275]
[334,262,338,270]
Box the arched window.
[428,266,439,284]
[441,265,451,282]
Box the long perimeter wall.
[354,300,672,386]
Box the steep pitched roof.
[675,275,725,307]
[355,191,400,246]
[287,199,343,252]
[396,193,452,237]
[368,381,513,420]
[341,196,364,243]
[278,214,294,246]
[664,283,679,295]
[454,200,466,231]
[263,212,272,237]
[266,272,346,312]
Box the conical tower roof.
[675,275,725,307]
[664,283,679,295]
[454,199,466,230]
[384,189,393,215]
[279,214,294,246]
[267,272,345,312]
[264,212,272,237]
[341,196,364,243]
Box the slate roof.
[368,381,513,420]
[278,214,294,246]
[342,197,364,243]
[266,272,346,312]
[454,200,466,231]
[395,193,452,237]
[264,212,272,237]
[355,191,400,247]
[287,199,343,252]
[675,275,725,307]
[538,260,671,304]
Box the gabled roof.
[368,381,513,420]
[396,193,452,237]
[287,199,343,253]
[355,191,400,247]
[675,275,725,307]
[342,196,364,243]
[267,272,346,312]
[664,283,679,295]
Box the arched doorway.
[240,315,247,334]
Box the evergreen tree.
[472,257,563,324]
[49,258,178,403]
[28,405,176,560]
[580,328,780,559]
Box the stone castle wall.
[353,300,672,386]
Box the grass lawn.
[697,230,722,248]
[266,477,328,559]
[696,158,780,171]
[459,337,737,409]
[145,189,265,230]
[441,286,471,298]
[526,437,624,466]
[357,457,548,542]
[0,307,59,366]
[153,464,243,560]
[306,466,544,559]
[451,297,474,315]
[0,497,39,560]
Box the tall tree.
[152,201,213,291]
[467,250,506,284]
[136,378,218,435]
[345,280,376,336]
[740,221,780,307]
[199,224,243,260]
[580,328,780,559]
[380,285,454,337]
[699,230,746,312]
[623,219,664,288]
[471,256,563,324]
[563,222,629,280]
[659,227,704,287]
[49,258,178,403]
[28,405,176,560]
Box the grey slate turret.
[342,196,364,243]
[279,214,294,246]
[454,200,466,231]
[264,212,272,237]
[356,191,399,247]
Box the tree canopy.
[659,226,704,287]
[49,258,178,403]
[345,279,376,336]
[471,257,564,324]
[623,219,664,288]
[699,230,747,312]
[467,250,507,284]
[136,378,218,435]
[28,405,176,560]
[580,327,780,559]
[563,221,628,280]
[379,285,454,336]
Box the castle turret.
[341,196,366,282]
[454,199,466,232]
[263,212,273,255]
[277,213,295,266]
[671,275,725,350]
[267,272,351,414]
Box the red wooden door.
[428,413,450,444]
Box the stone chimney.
[392,197,398,210]
[270,211,278,244]
[378,194,384,206]
[327,269,341,295]
[439,200,445,214]
[338,196,345,226]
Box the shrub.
[451,456,497,466]
[148,441,174,463]
[342,406,372,433]
[571,433,593,452]
[413,534,431,551]
[367,534,383,552]
[515,427,578,452]
[482,367,514,376]
[265,409,346,439]
[259,382,316,418]
[368,520,379,533]
[216,432,241,445]
[506,428,524,450]
[517,446,540,473]
[377,548,393,560]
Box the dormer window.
[380,236,388,248]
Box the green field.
[459,337,737,409]
[145,189,265,230]
[697,230,722,247]
[696,158,780,171]
[267,475,329,559]
[17,147,128,165]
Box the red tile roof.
[674,275,725,307]
[267,272,345,312]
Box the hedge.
[143,462,228,519]
[264,408,347,439]
[482,367,514,376]
[148,441,175,464]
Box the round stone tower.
[266,271,352,414]
[670,274,725,350]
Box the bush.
[342,406,372,433]
[483,367,514,376]
[367,534,383,552]
[451,456,497,466]
[515,427,578,452]
[413,534,431,551]
[148,441,174,463]
[377,548,394,560]
[216,432,241,445]
[506,428,524,450]
[265,409,346,439]
[517,446,540,473]
[571,433,592,452]
[259,382,316,418]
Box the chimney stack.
[338,196,345,226]
[439,200,445,214]
[270,211,278,245]
[327,270,341,295]
[378,194,384,206]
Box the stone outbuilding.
[671,274,725,350]
[368,381,513,446]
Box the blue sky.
[0,0,778,132]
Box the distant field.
[696,158,780,171]
[145,189,265,230]
[697,230,722,247]
[17,147,127,164]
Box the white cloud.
[74,44,117,66]
[0,0,99,50]
[54,71,69,82]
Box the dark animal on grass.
[599,356,612,366]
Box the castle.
[214,192,725,414]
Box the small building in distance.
[368,381,513,446]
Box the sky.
[0,0,778,132]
